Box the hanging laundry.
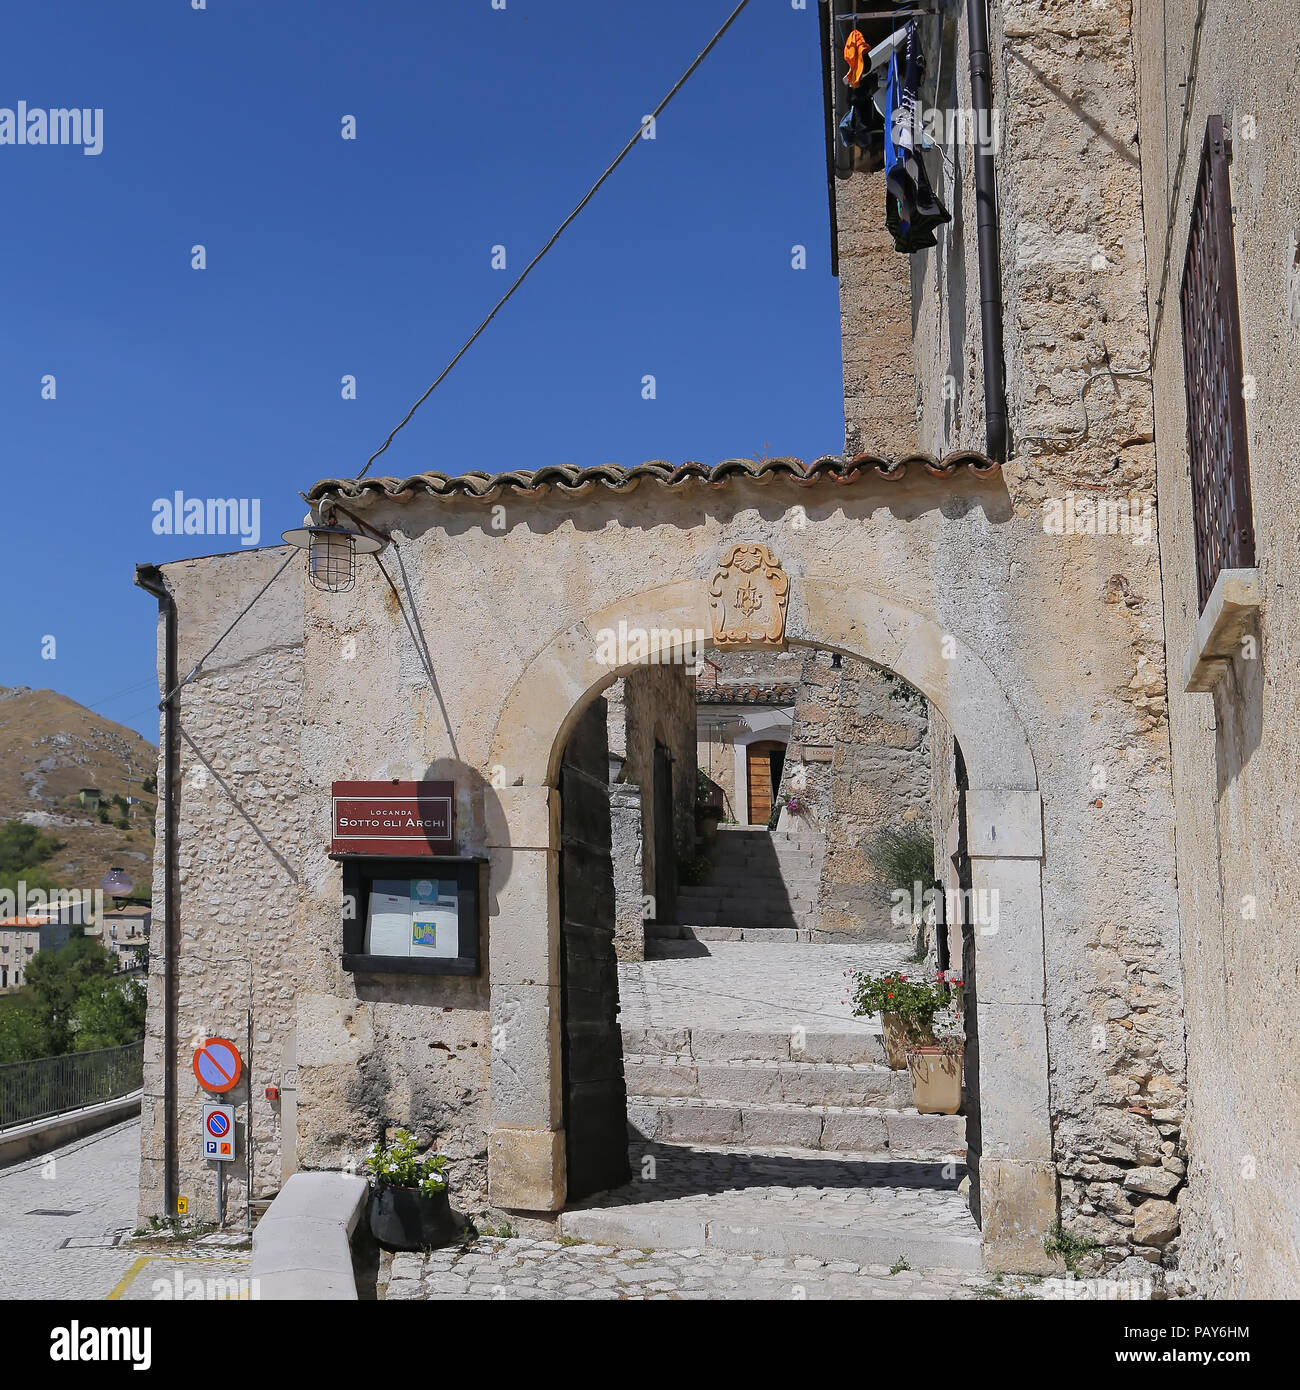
[882,22,951,254]
[843,28,868,88]
[839,47,885,169]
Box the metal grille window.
[1180,114,1256,613]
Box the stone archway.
[485,576,1054,1272]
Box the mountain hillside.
[0,686,158,897]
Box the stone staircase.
[619,1024,964,1157]
[558,1018,980,1270]
[654,826,825,945]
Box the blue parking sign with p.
[201,1104,236,1162]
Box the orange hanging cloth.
[844,28,868,88]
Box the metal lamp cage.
[281,524,385,593]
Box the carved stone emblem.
[709,543,789,647]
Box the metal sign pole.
[246,1005,254,1234]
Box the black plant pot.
[368,1185,466,1252]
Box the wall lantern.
[101,867,134,901]
[281,521,386,593]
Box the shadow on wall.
[332,759,505,1192]
[1213,644,1264,796]
[674,827,798,933]
[178,727,298,885]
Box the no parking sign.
[202,1103,235,1162]
[192,1037,243,1093]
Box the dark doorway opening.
[652,740,675,923]
[558,696,630,1202]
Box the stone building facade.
[137,549,305,1220]
[823,0,1184,1268]
[129,2,1297,1286]
[1131,0,1300,1298]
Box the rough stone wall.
[695,707,738,818]
[1132,0,1300,1297]
[899,0,1187,1267]
[609,785,644,962]
[137,548,304,1226]
[780,650,931,941]
[619,663,697,915]
[927,707,963,969]
[837,168,920,457]
[696,648,800,822]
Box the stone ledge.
[0,1090,141,1165]
[1184,567,1261,693]
[251,1171,368,1300]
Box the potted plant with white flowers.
[364,1129,465,1251]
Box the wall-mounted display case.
[335,855,486,977]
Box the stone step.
[671,906,816,922]
[625,1095,964,1155]
[694,878,820,896]
[676,879,816,895]
[558,1202,983,1273]
[623,1055,914,1108]
[645,930,896,956]
[621,1024,886,1066]
[557,1143,983,1271]
[675,889,806,900]
[711,828,811,839]
[672,890,816,912]
[703,857,822,875]
[647,923,816,944]
[667,913,815,931]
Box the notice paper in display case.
[366,878,459,958]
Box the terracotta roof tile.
[697,682,798,706]
[307,452,999,505]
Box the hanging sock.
[844,28,868,88]
[886,187,938,254]
[840,74,885,168]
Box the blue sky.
[0,0,843,742]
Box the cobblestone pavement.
[387,1235,1048,1301]
[0,1119,250,1300]
[564,1141,975,1233]
[618,940,911,1035]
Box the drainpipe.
[967,0,1008,461]
[135,564,178,1218]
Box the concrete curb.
[0,1090,142,1165]
[252,1172,369,1300]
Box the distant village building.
[0,917,71,991]
[100,905,151,972]
[695,653,796,826]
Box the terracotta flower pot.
[907,1046,963,1114]
[880,1012,935,1069]
[368,1185,465,1251]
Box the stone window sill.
[1183,568,1261,693]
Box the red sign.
[331,780,455,856]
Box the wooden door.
[747,740,783,825]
